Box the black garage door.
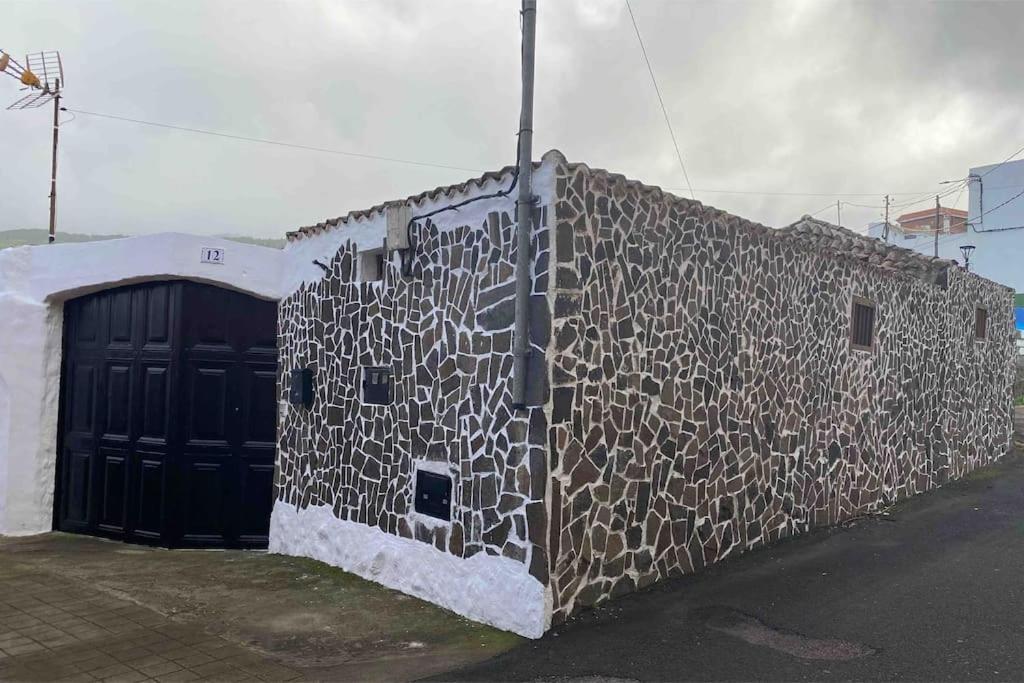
[56,281,278,548]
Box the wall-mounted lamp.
[959,244,976,272]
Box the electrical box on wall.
[289,367,313,408]
[415,470,452,521]
[385,202,412,250]
[362,367,392,405]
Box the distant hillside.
[216,235,287,249]
[0,229,123,248]
[0,229,285,250]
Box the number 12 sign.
[201,247,225,265]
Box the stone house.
[270,150,1015,638]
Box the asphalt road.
[440,450,1024,682]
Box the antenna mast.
[2,49,65,243]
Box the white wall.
[0,233,285,535]
[961,159,1024,294]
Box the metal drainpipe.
[512,0,537,409]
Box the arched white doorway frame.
[0,233,284,535]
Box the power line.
[66,108,487,174]
[949,180,968,210]
[978,143,1024,178]
[62,108,1024,207]
[808,201,836,218]
[970,186,1024,224]
[888,182,965,212]
[625,0,695,200]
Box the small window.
[850,297,875,351]
[362,367,392,404]
[360,249,385,282]
[975,307,988,341]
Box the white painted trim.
[268,501,548,638]
[408,459,456,531]
[0,233,285,535]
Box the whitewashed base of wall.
[267,501,550,638]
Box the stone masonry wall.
[546,160,1015,623]
[275,204,551,584]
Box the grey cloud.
[2,0,1021,238]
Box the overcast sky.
[3,0,1022,239]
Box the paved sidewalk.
[0,560,301,682]
[0,534,518,682]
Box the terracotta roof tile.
[285,164,523,241]
[283,152,954,287]
[779,216,952,278]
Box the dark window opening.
[414,470,452,521]
[360,250,385,282]
[975,307,988,341]
[362,366,391,404]
[850,297,875,351]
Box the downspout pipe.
[512,0,537,409]
[972,173,983,230]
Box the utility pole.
[836,200,841,228]
[512,0,537,409]
[48,80,60,243]
[882,194,890,242]
[934,195,940,257]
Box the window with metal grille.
[362,367,391,404]
[975,307,988,341]
[850,297,875,351]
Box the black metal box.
[414,470,452,521]
[289,367,313,408]
[362,366,392,405]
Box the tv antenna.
[2,49,64,243]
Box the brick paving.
[0,562,302,682]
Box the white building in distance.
[868,158,1024,293]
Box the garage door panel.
[238,463,274,540]
[139,364,171,444]
[144,285,174,348]
[187,366,230,444]
[98,450,128,531]
[107,289,135,349]
[237,298,278,353]
[183,286,232,351]
[68,362,97,435]
[243,367,278,446]
[181,461,228,542]
[72,296,101,347]
[134,456,166,539]
[102,364,133,441]
[62,450,92,527]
